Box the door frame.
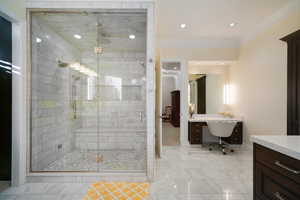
[0,6,27,186]
[25,1,156,181]
[159,59,188,153]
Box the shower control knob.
[149,58,153,63]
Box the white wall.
[0,0,25,20]
[229,2,300,141]
[162,76,176,109]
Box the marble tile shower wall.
[76,51,147,153]
[31,17,83,171]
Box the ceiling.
[32,1,295,64]
[156,0,293,41]
[35,11,146,53]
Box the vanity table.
[188,116,243,145]
[251,136,300,200]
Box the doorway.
[29,10,148,173]
[160,61,181,146]
[0,16,12,181]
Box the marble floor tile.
[14,195,58,200]
[0,182,10,193]
[0,195,17,200]
[176,194,248,200]
[162,122,180,146]
[0,145,253,199]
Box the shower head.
[57,60,69,68]
[72,75,80,81]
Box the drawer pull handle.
[274,192,287,200]
[275,161,300,174]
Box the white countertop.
[189,117,242,122]
[251,136,300,160]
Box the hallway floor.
[162,122,180,146]
[0,145,253,200]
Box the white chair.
[206,120,237,155]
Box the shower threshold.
[40,149,146,172]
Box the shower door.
[97,12,147,172]
[30,10,147,173]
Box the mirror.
[188,67,228,115]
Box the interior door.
[0,16,12,180]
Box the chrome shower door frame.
[25,0,155,182]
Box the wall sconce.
[223,84,231,105]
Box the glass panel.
[30,12,99,172]
[97,12,147,172]
[30,10,147,173]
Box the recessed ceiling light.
[129,34,136,40]
[74,34,82,39]
[229,23,236,27]
[36,37,42,43]
[174,67,177,70]
[180,24,187,29]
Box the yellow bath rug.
[83,182,150,200]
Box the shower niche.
[29,9,152,174]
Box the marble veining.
[1,145,253,199]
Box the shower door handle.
[139,111,143,122]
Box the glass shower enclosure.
[30,10,147,173]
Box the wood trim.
[281,29,300,42]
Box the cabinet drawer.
[190,130,202,144]
[189,122,203,144]
[255,144,300,184]
[190,122,206,128]
[190,128,202,134]
[255,162,300,200]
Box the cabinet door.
[297,40,300,134]
[283,30,300,136]
[255,163,300,200]
[189,122,203,144]
[222,122,243,144]
[287,42,298,135]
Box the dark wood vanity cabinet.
[222,122,243,144]
[188,122,206,144]
[254,144,300,200]
[188,121,243,145]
